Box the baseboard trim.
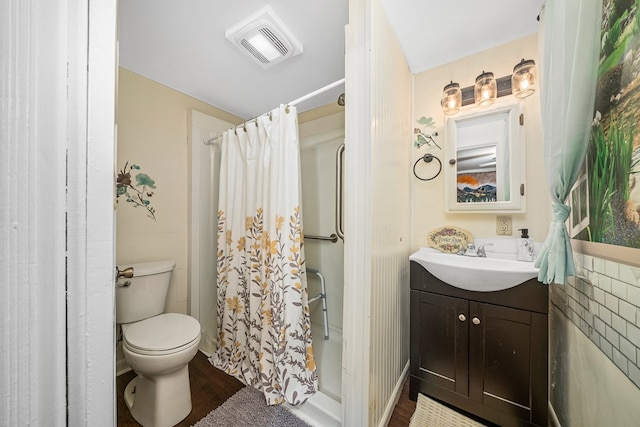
[549,401,561,427]
[378,361,410,427]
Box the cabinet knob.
[458,314,466,322]
[472,317,481,325]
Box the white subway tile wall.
[551,254,640,388]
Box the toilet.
[116,260,201,427]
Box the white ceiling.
[118,0,543,120]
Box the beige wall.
[116,68,241,314]
[411,34,551,249]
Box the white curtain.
[212,105,318,405]
[535,0,602,284]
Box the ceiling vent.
[225,6,303,69]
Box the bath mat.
[409,393,487,427]
[191,387,311,427]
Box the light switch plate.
[496,215,512,235]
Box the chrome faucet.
[476,243,493,258]
[458,243,477,257]
[458,242,493,257]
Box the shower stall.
[298,112,345,405]
[189,102,345,425]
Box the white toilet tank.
[116,260,176,324]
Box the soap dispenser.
[517,228,535,262]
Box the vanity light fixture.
[441,81,462,115]
[474,71,497,107]
[511,58,536,99]
[441,59,537,115]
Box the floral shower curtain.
[211,105,318,405]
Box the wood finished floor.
[116,350,416,426]
[387,378,417,427]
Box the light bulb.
[441,81,461,115]
[474,71,497,106]
[512,59,536,99]
[482,86,490,100]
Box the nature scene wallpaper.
[575,0,640,248]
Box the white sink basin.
[410,247,539,292]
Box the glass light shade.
[474,71,497,106]
[511,59,536,99]
[441,81,462,115]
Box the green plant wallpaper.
[577,0,640,248]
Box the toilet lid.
[123,313,201,353]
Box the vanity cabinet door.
[468,301,548,426]
[410,291,469,396]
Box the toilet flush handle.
[116,266,134,279]
[115,267,133,287]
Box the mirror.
[444,98,525,212]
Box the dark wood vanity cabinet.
[410,261,548,427]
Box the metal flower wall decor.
[414,116,441,149]
[116,161,157,221]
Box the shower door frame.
[188,110,234,355]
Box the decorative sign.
[427,226,473,254]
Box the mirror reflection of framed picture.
[456,143,499,203]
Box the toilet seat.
[123,313,201,356]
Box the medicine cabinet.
[444,98,526,213]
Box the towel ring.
[413,154,442,181]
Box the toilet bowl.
[122,313,201,427]
[116,260,202,427]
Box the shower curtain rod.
[287,77,345,106]
[203,77,346,146]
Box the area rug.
[191,387,311,427]
[409,393,487,427]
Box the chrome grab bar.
[305,233,339,243]
[303,143,344,244]
[335,143,345,240]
